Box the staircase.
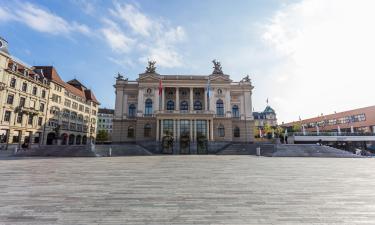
[217,143,276,156]
[272,144,362,157]
[94,144,152,156]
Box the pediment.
[209,74,232,83]
[137,73,160,82]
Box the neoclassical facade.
[113,61,254,152]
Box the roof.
[98,108,114,114]
[264,106,275,114]
[34,66,100,104]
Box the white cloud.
[261,0,375,123]
[110,2,153,37]
[100,18,135,53]
[0,2,91,36]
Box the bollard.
[256,147,261,156]
[14,147,18,154]
[109,147,112,157]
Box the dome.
[264,106,275,114]
[0,37,10,55]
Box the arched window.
[144,124,151,137]
[194,100,202,110]
[233,126,240,137]
[128,126,135,138]
[232,105,239,118]
[167,100,175,110]
[129,104,136,117]
[68,134,75,145]
[144,99,153,115]
[218,124,225,137]
[180,101,188,111]
[216,99,224,116]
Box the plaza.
[1,156,375,224]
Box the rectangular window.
[6,94,14,105]
[64,99,71,107]
[70,123,76,131]
[32,87,38,95]
[85,107,90,113]
[79,104,84,112]
[92,110,97,115]
[41,90,46,98]
[16,113,23,124]
[28,116,33,125]
[72,102,78,109]
[19,97,26,107]
[196,120,207,138]
[22,82,27,92]
[38,117,43,126]
[39,103,45,112]
[4,111,11,122]
[10,78,16,88]
[62,121,69,130]
[52,94,61,103]
[179,120,191,137]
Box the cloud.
[100,18,135,53]
[261,0,375,123]
[0,2,91,36]
[103,3,186,69]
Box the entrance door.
[46,132,55,145]
[161,135,174,154]
[197,135,208,154]
[179,133,190,154]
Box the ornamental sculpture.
[242,75,251,82]
[145,60,157,73]
[212,59,223,74]
[115,73,128,81]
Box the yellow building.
[0,37,99,149]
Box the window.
[217,89,222,94]
[147,88,152,94]
[85,107,90,113]
[16,113,23,124]
[144,124,151,137]
[71,112,77,120]
[42,90,46,98]
[72,102,78,109]
[4,111,11,122]
[28,116,34,125]
[70,123,76,131]
[194,100,202,110]
[216,99,224,116]
[233,126,240,137]
[79,105,84,112]
[64,99,71,107]
[92,110,97,115]
[51,94,61,103]
[38,117,43,126]
[218,124,225,137]
[32,86,37,95]
[145,99,153,115]
[179,120,189,136]
[167,100,175,110]
[129,104,136,117]
[163,120,174,136]
[180,101,188,111]
[6,94,14,105]
[39,103,45,112]
[10,78,16,88]
[232,105,239,118]
[196,120,207,138]
[22,82,27,92]
[128,126,135,138]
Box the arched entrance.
[179,133,190,154]
[161,135,174,154]
[61,133,68,145]
[82,136,87,145]
[46,132,55,145]
[76,135,82,145]
[68,134,75,145]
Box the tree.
[292,123,302,132]
[275,126,284,137]
[96,130,109,142]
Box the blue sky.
[1,0,374,123]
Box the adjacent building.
[97,108,114,141]
[253,105,277,128]
[113,60,254,153]
[0,37,99,148]
[283,105,375,134]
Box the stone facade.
[97,108,114,141]
[113,61,254,153]
[0,37,99,149]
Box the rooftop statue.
[145,60,157,73]
[212,59,223,74]
[115,73,127,81]
[242,75,251,82]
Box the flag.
[158,79,163,96]
[206,78,210,98]
[266,98,269,105]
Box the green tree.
[96,130,109,142]
[292,123,302,132]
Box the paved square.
[1,156,375,224]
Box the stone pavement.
[0,156,375,224]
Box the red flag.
[158,79,163,96]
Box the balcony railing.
[293,132,375,137]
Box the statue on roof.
[242,75,251,82]
[115,72,127,81]
[145,60,157,73]
[212,59,223,74]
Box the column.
[225,89,230,117]
[190,88,193,112]
[160,119,164,139]
[123,94,128,118]
[176,87,179,111]
[161,88,165,111]
[204,89,208,111]
[190,119,193,140]
[194,119,197,142]
[210,119,214,141]
[173,119,176,140]
[206,120,209,139]
[156,119,159,141]
[177,119,180,140]
[155,88,160,112]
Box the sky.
[1,0,374,123]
